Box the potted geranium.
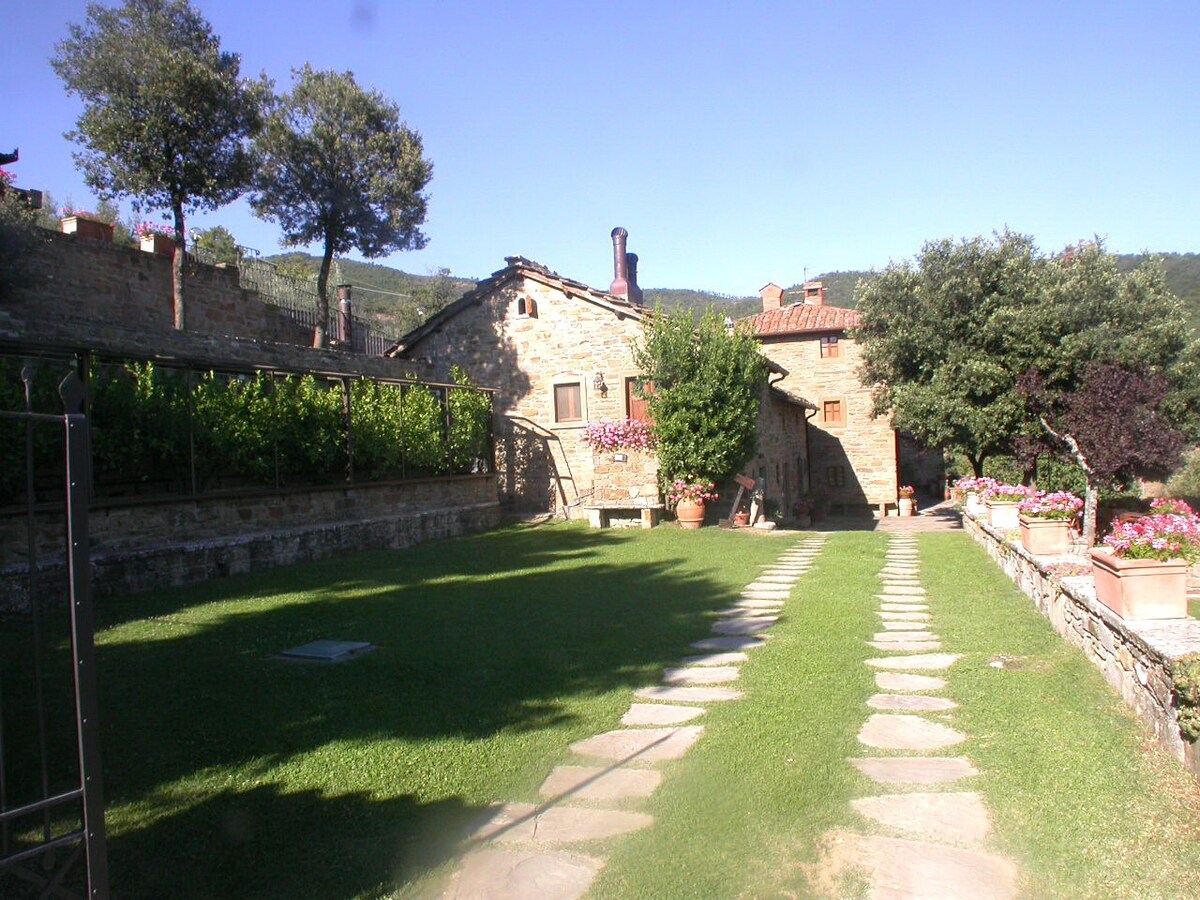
[898,485,916,517]
[1018,491,1082,555]
[981,482,1033,530]
[1091,508,1200,619]
[791,496,816,528]
[136,221,177,257]
[668,477,717,529]
[955,476,995,518]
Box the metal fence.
[0,369,108,899]
[192,246,393,356]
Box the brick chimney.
[803,280,826,306]
[626,252,644,306]
[609,227,630,299]
[759,282,784,312]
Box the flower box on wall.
[139,232,177,258]
[965,492,985,518]
[1089,549,1188,619]
[60,215,114,242]
[986,500,1020,530]
[1019,516,1072,556]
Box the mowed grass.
[590,531,881,898]
[921,532,1200,899]
[0,522,787,899]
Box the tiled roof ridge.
[739,301,860,337]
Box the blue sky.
[4,1,1198,295]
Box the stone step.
[858,714,966,751]
[830,833,1017,900]
[690,636,767,652]
[635,685,744,703]
[867,640,943,652]
[876,672,947,692]
[443,848,602,900]
[621,702,706,726]
[712,617,776,635]
[849,756,980,785]
[475,802,654,845]
[570,726,703,762]
[872,631,938,643]
[867,694,958,712]
[851,792,991,845]
[866,653,960,671]
[539,765,663,801]
[662,665,740,685]
[678,650,749,666]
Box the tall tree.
[250,65,432,348]
[631,308,768,485]
[52,0,264,329]
[855,230,1042,475]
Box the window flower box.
[1089,550,1188,619]
[60,215,114,242]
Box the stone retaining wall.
[2,476,500,609]
[962,512,1200,779]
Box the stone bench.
[583,505,663,529]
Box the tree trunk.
[314,239,333,349]
[1082,476,1101,549]
[966,453,984,477]
[171,202,186,330]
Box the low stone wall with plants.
[962,511,1200,779]
[1,475,500,610]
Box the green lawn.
[4,525,1199,899]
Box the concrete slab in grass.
[865,653,960,671]
[851,792,991,845]
[570,726,703,762]
[662,665,740,685]
[878,601,930,611]
[876,672,948,692]
[868,694,958,712]
[679,650,749,666]
[880,586,927,596]
[879,621,932,631]
[621,703,706,726]
[878,611,931,622]
[443,848,602,900]
[872,631,938,643]
[477,802,653,845]
[712,617,776,635]
[858,714,966,751]
[539,765,663,801]
[733,598,786,610]
[716,606,780,618]
[849,756,980,785]
[867,640,942,652]
[829,833,1017,900]
[691,636,767,652]
[635,685,744,703]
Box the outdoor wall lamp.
[593,372,608,396]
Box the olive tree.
[250,66,432,347]
[52,0,264,329]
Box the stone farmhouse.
[742,281,942,516]
[388,228,816,523]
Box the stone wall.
[757,334,897,513]
[399,275,649,515]
[590,448,660,507]
[963,512,1200,779]
[748,386,810,519]
[18,230,312,345]
[2,475,500,609]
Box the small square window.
[554,383,582,422]
[827,465,846,487]
[820,336,840,358]
[823,400,844,425]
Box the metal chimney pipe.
[626,252,643,306]
[609,227,629,298]
[337,284,353,347]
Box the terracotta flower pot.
[1089,549,1188,619]
[733,511,750,527]
[140,232,176,258]
[986,500,1020,530]
[60,215,114,242]
[675,499,705,529]
[1019,515,1072,555]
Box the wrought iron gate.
[0,366,108,899]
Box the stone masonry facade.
[391,258,652,516]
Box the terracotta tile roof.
[740,302,860,338]
[386,256,647,356]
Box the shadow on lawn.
[85,524,757,898]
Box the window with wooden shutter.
[625,377,653,423]
[554,383,582,423]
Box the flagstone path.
[440,536,827,899]
[818,533,1019,899]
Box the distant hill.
[265,252,1200,338]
